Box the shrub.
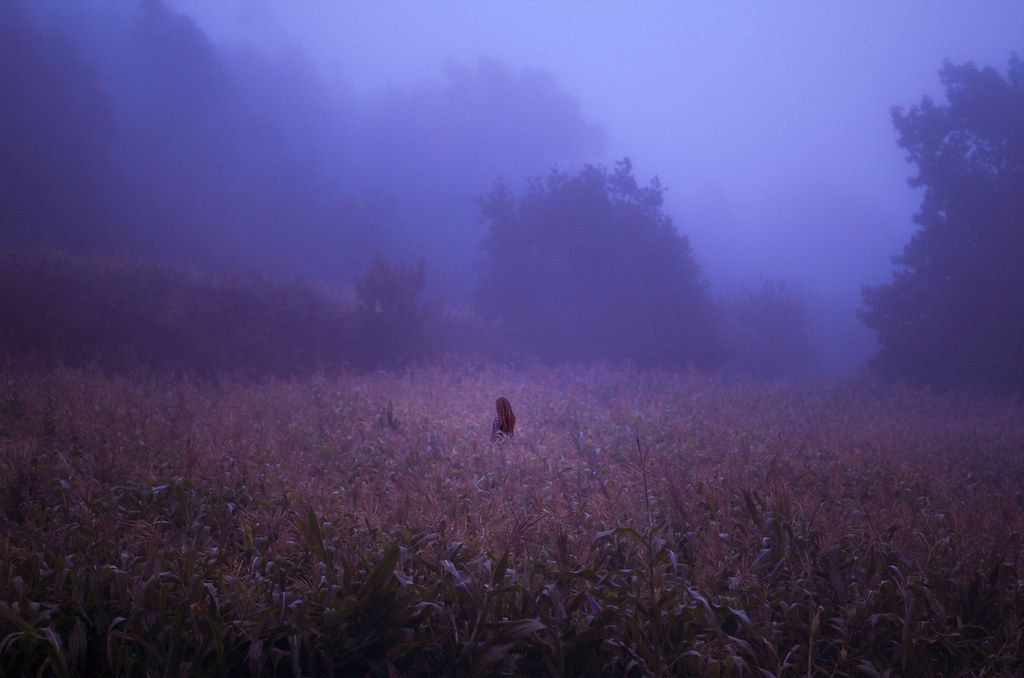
[352,257,429,367]
[726,280,815,378]
[0,248,350,375]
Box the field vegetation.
[2,6,1020,676]
[2,364,1022,676]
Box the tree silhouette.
[354,257,428,366]
[860,55,1024,389]
[0,2,121,249]
[477,159,725,368]
[728,280,814,378]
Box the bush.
[352,257,430,367]
[726,280,815,378]
[0,248,350,375]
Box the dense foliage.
[861,54,1024,390]
[353,257,430,367]
[726,280,814,378]
[0,248,514,374]
[0,249,349,376]
[2,365,1022,676]
[0,1,120,250]
[477,160,725,369]
[0,1,602,289]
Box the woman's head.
[495,396,516,436]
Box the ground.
[1,364,1022,676]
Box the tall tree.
[477,159,725,368]
[0,1,120,249]
[728,280,815,379]
[860,55,1024,389]
[353,257,429,366]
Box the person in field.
[491,396,516,442]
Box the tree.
[0,1,121,249]
[860,55,1024,390]
[728,280,815,379]
[476,159,725,368]
[353,257,428,366]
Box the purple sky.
[172,0,1019,286]
[172,0,1022,367]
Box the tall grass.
[1,364,1022,675]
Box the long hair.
[495,396,516,437]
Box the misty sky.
[7,0,1021,373]
[174,0,1021,292]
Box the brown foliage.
[1,364,1022,675]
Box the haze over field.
[2,0,1021,377]
[3,4,1024,675]
[171,0,1024,369]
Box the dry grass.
[1,363,1022,675]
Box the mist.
[2,0,1021,378]
[5,4,1024,673]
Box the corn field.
[2,364,1022,676]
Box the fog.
[2,0,1021,376]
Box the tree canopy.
[728,280,815,379]
[0,2,121,249]
[353,257,429,367]
[476,160,725,368]
[860,55,1024,390]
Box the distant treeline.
[0,1,814,379]
[0,245,817,378]
[2,0,1020,388]
[0,0,603,293]
[0,249,350,375]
